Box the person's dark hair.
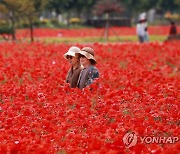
[76,53,81,59]
[90,59,96,65]
[171,21,175,25]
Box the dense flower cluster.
[15,26,180,38]
[0,41,179,153]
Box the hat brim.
[77,51,97,64]
[139,19,147,22]
[63,51,75,60]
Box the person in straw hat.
[63,46,83,88]
[76,47,99,89]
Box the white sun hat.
[138,12,147,21]
[63,46,81,60]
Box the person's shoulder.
[88,66,99,76]
[89,66,98,71]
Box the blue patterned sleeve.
[85,67,99,86]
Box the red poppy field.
[15,25,180,38]
[0,41,180,153]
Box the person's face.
[79,54,90,67]
[66,55,79,66]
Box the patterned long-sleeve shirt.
[77,66,99,89]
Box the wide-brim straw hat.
[63,46,81,60]
[77,47,97,64]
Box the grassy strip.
[0,35,167,43]
[36,35,167,43]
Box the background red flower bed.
[0,41,179,153]
[16,26,180,38]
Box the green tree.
[66,0,96,25]
[121,0,180,16]
[121,0,150,18]
[157,0,179,12]
[21,0,48,42]
[0,0,24,40]
[0,0,48,41]
[48,0,96,26]
[48,0,68,15]
[175,0,180,5]
[48,0,75,26]
[82,0,96,21]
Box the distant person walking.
[169,21,177,36]
[136,12,149,43]
[76,47,99,89]
[136,20,145,43]
[63,46,83,88]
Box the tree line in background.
[0,0,180,42]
